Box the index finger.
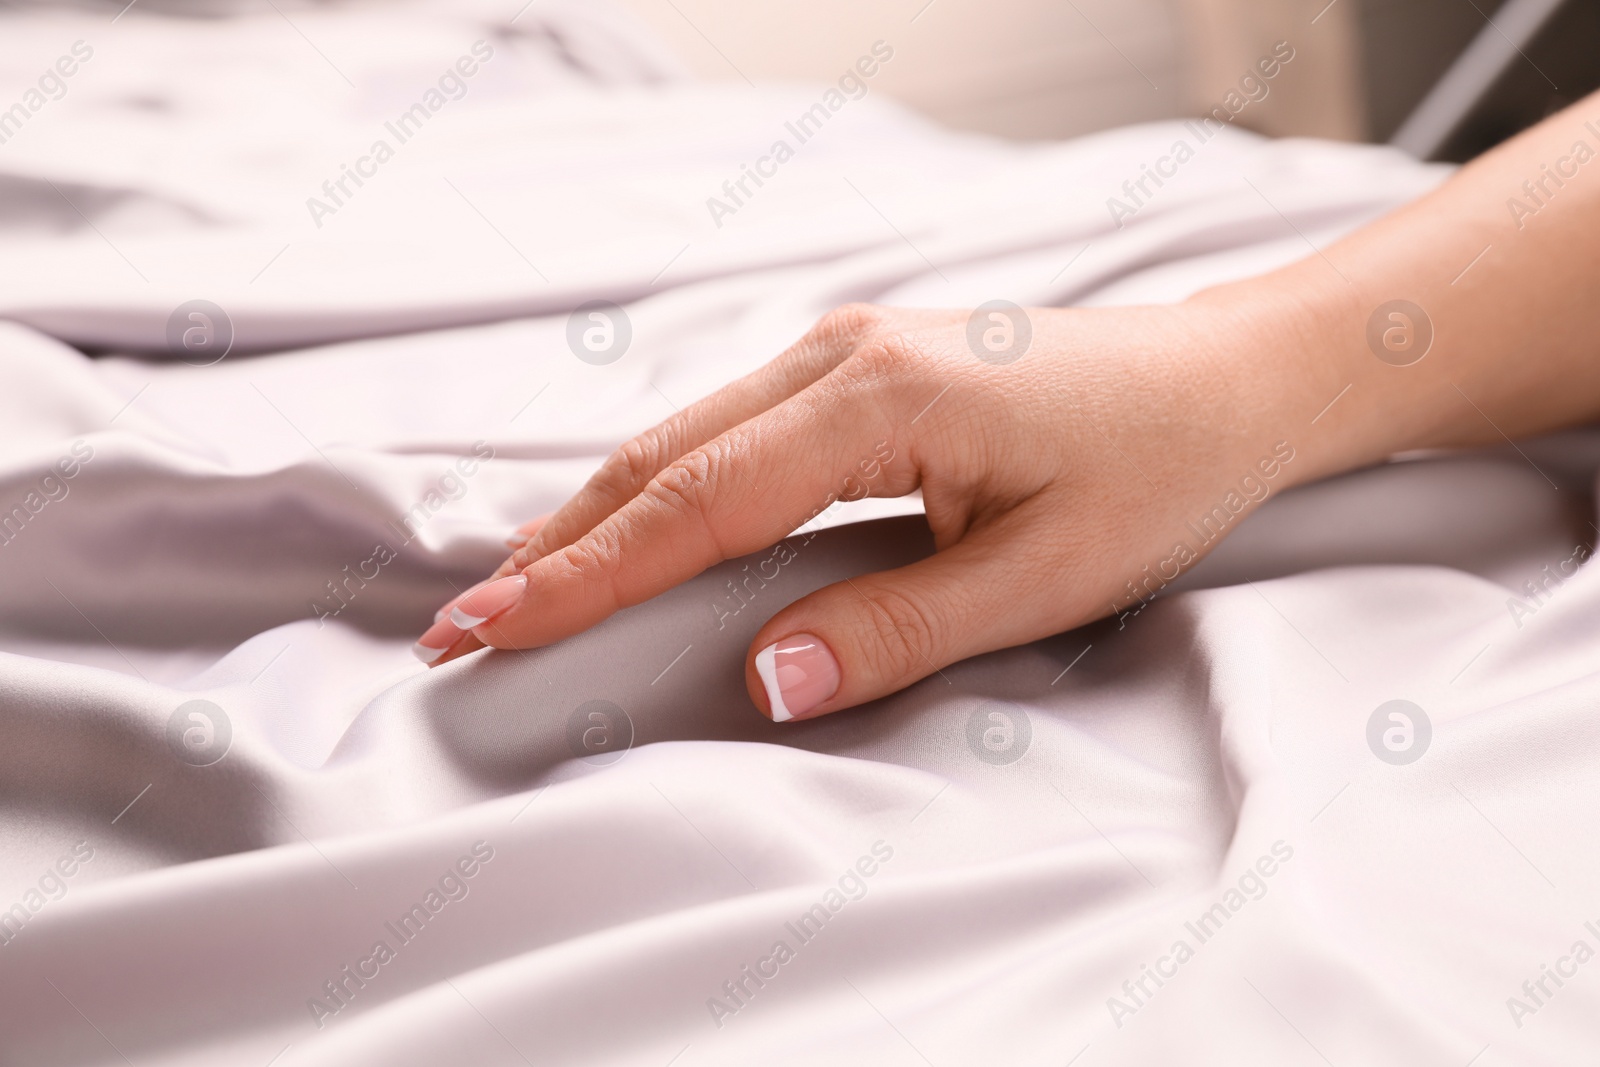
[513,303,903,571]
[465,372,911,652]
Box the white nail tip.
[449,608,489,629]
[755,644,792,722]
[412,642,448,664]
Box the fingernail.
[413,616,463,664]
[434,578,491,623]
[754,634,840,722]
[450,574,528,629]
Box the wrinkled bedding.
[3,2,1599,1064]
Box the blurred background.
[614,0,1600,159]
[5,0,1596,160]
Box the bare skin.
[417,89,1600,721]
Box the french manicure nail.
[450,574,528,629]
[413,616,464,664]
[434,578,492,623]
[754,634,840,722]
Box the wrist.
[1186,266,1446,492]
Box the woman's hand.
[413,295,1320,721]
[415,87,1600,721]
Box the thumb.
[745,519,1056,722]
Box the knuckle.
[831,332,923,401]
[551,526,622,589]
[599,432,667,497]
[644,445,721,524]
[815,302,885,344]
[874,330,924,366]
[517,529,555,565]
[855,585,940,683]
[857,331,919,374]
[643,443,733,559]
[518,517,565,564]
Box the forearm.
[1205,89,1600,488]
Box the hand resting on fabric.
[415,88,1600,723]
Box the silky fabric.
[2,2,1597,1065]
